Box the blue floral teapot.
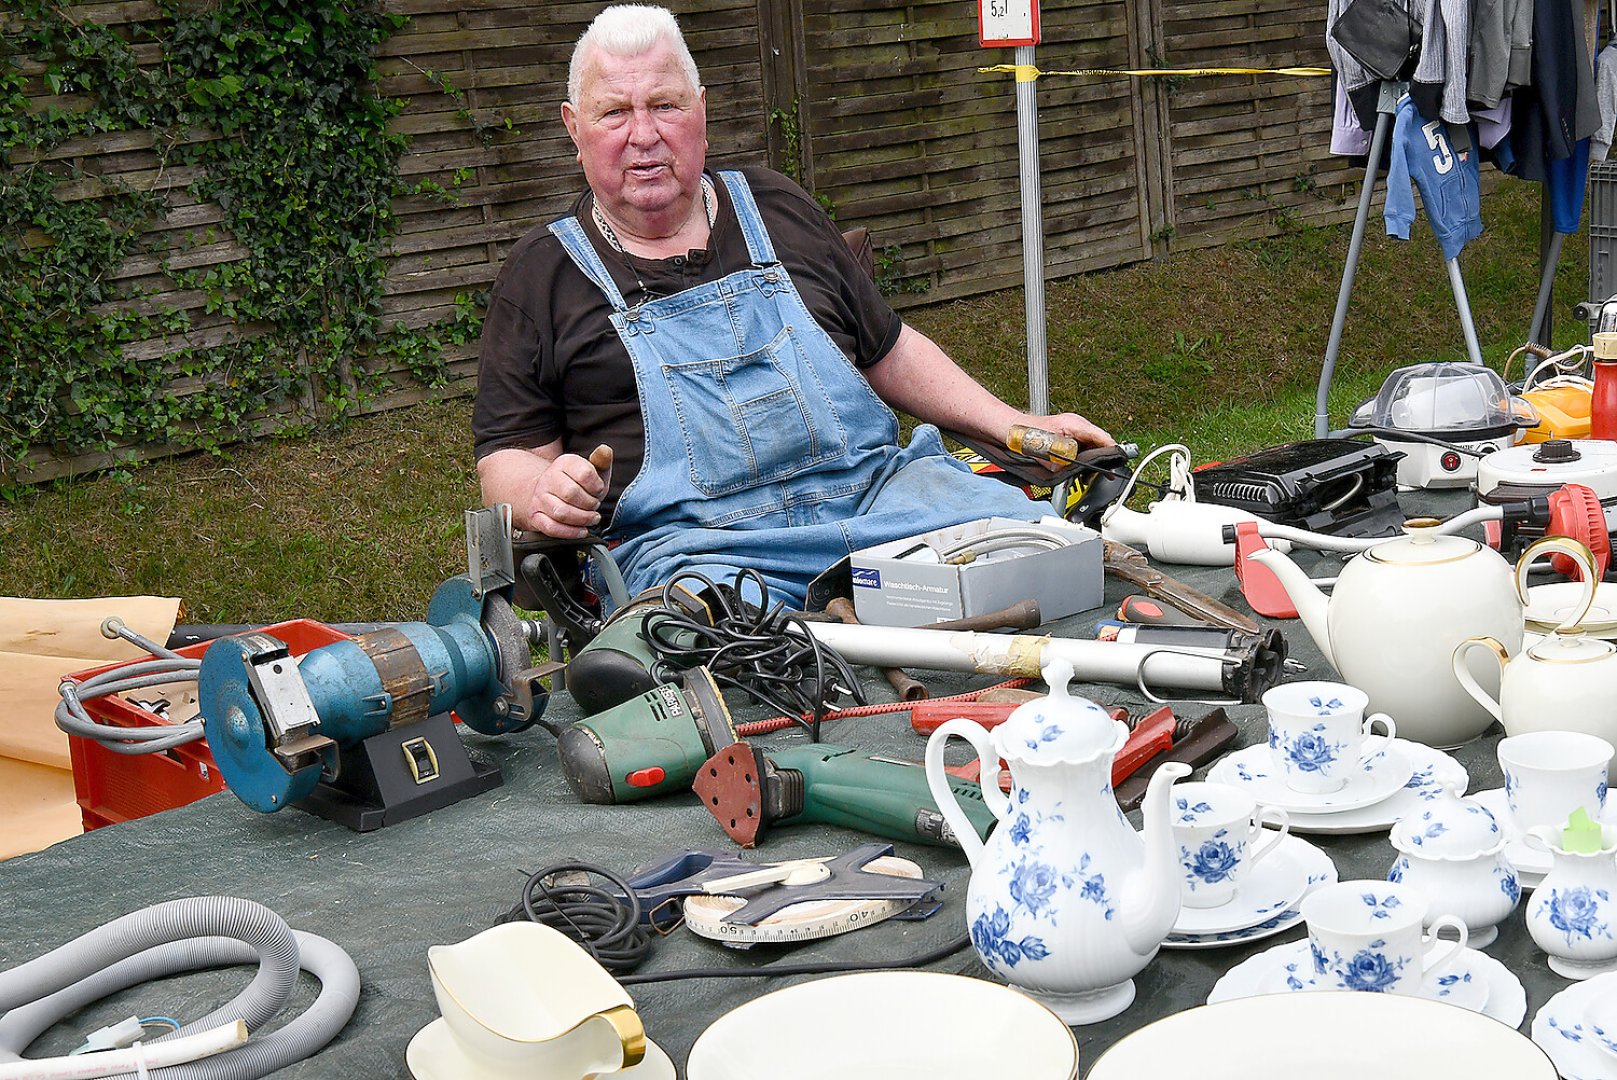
[924,657,1189,1025]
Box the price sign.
[979,0,1039,47]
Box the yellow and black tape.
[982,64,1330,81]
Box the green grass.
[0,180,1595,622]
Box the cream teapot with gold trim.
[1454,538,1612,749]
[1248,521,1527,747]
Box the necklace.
[590,177,716,303]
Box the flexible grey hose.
[56,658,204,754]
[0,903,358,1080]
[0,900,295,1059]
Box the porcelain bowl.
[685,971,1078,1080]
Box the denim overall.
[549,171,1040,607]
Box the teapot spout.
[1119,762,1192,957]
[1248,546,1335,668]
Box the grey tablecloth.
[0,491,1566,1076]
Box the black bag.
[1330,0,1420,80]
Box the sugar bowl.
[1387,782,1520,948]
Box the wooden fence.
[13,0,1351,478]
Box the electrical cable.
[616,930,972,985]
[1100,443,1195,533]
[497,862,652,976]
[641,569,867,740]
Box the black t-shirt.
[472,167,903,518]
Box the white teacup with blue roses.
[1498,730,1612,835]
[1171,781,1290,909]
[1300,880,1467,996]
[1263,681,1396,794]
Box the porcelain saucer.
[1532,971,1617,1079]
[1208,738,1412,815]
[406,1017,676,1080]
[1211,939,1527,1027]
[1163,835,1337,949]
[1281,740,1469,836]
[1173,833,1314,936]
[1526,580,1617,637]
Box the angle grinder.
[692,742,998,850]
[557,666,738,804]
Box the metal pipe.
[1015,44,1049,415]
[1316,101,1395,438]
[1527,231,1568,347]
[1446,257,1484,365]
[798,622,1234,694]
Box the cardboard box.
[850,517,1102,627]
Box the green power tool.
[563,584,711,715]
[691,742,997,850]
[556,666,738,804]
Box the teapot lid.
[995,657,1124,764]
[1526,627,1617,663]
[1362,520,1485,567]
[1390,782,1506,859]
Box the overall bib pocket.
[661,324,848,496]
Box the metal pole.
[1446,258,1484,365]
[1315,98,1395,438]
[1015,44,1049,415]
[1527,231,1567,347]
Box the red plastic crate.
[66,620,351,830]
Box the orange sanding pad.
[693,741,766,848]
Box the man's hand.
[1015,411,1115,455]
[526,444,614,539]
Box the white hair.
[568,5,702,105]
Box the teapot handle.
[1516,536,1599,631]
[924,718,1011,868]
[1451,637,1506,722]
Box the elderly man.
[474,4,1112,607]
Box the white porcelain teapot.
[924,657,1189,1025]
[1454,538,1613,747]
[1248,520,1522,747]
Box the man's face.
[562,39,707,230]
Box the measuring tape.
[682,855,928,948]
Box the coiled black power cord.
[641,568,866,740]
[497,862,652,975]
[493,859,972,984]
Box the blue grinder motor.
[199,572,549,824]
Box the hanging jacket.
[1385,96,1482,261]
[1412,0,1472,124]
[1467,0,1534,109]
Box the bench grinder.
[197,508,553,827]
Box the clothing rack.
[1314,80,1485,439]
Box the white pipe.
[799,623,1233,693]
[0,1022,247,1080]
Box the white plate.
[406,1018,676,1080]
[1586,977,1617,1060]
[1088,992,1554,1080]
[685,971,1079,1080]
[1210,939,1503,1019]
[1208,739,1412,814]
[1271,740,1470,836]
[1164,835,1337,949]
[1173,834,1315,936]
[1526,581,1617,635]
[1532,973,1617,1079]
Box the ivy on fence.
[0,0,482,483]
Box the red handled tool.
[941,706,1175,793]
